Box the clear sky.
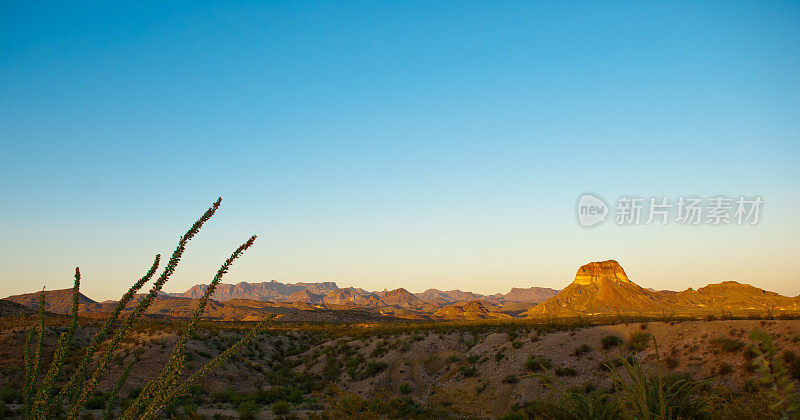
[1,1,799,301]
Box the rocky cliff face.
[572,260,631,285]
[526,260,667,315]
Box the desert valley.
[2,260,800,419]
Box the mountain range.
[4,260,799,321]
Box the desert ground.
[2,314,799,419]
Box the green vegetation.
[399,383,411,394]
[20,198,274,419]
[555,366,578,377]
[750,329,800,419]
[495,347,507,362]
[317,389,445,419]
[525,355,552,372]
[460,366,477,377]
[602,334,623,349]
[6,307,800,419]
[503,374,518,384]
[512,332,799,420]
[238,399,261,419]
[572,343,591,357]
[664,356,679,370]
[717,361,733,376]
[710,337,746,353]
[627,332,651,352]
[269,400,289,416]
[360,361,388,379]
[783,351,800,381]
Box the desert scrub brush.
[750,329,800,420]
[138,313,277,420]
[612,338,708,420]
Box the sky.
[1,1,799,301]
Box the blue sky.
[1,1,799,300]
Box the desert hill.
[527,260,668,316]
[527,260,800,317]
[503,287,559,303]
[414,289,458,306]
[433,300,511,320]
[667,281,800,312]
[0,299,36,316]
[4,288,100,313]
[378,288,425,309]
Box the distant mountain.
[434,300,511,320]
[166,281,338,302]
[6,263,798,321]
[415,289,457,306]
[414,287,553,305]
[165,280,554,310]
[526,260,668,316]
[323,288,380,307]
[294,282,340,295]
[284,289,324,305]
[503,287,559,303]
[527,260,800,316]
[379,288,425,309]
[4,289,99,314]
[435,300,490,319]
[668,281,800,312]
[415,289,485,304]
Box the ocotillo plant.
[51,253,161,417]
[22,197,275,420]
[122,234,259,419]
